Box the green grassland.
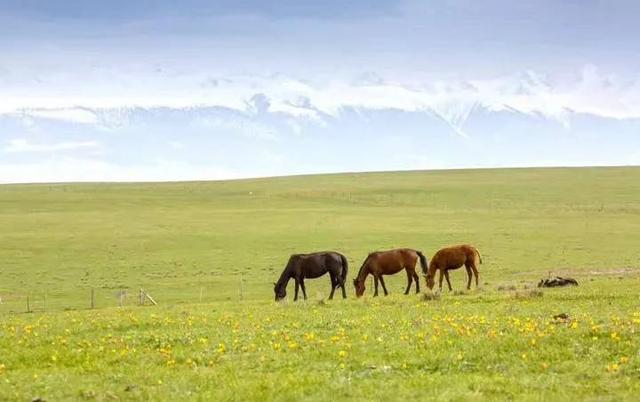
[1,166,639,400]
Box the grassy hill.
[1,166,639,311]
[1,167,640,400]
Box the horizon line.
[2,164,638,186]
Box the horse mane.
[355,252,375,281]
[275,255,297,287]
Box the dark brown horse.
[274,251,348,301]
[425,244,483,291]
[353,248,428,297]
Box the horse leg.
[465,266,472,290]
[300,278,308,300]
[471,265,480,288]
[413,271,420,293]
[444,270,453,291]
[379,276,389,296]
[373,276,379,297]
[404,269,413,295]
[328,272,336,300]
[294,279,300,301]
[340,275,347,299]
[438,270,444,290]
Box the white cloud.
[0,158,241,184]
[3,139,102,153]
[628,150,640,165]
[23,108,98,124]
[168,141,184,149]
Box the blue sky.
[1,0,639,182]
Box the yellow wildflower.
[217,343,226,354]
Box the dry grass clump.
[422,291,441,302]
[514,289,543,299]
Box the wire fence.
[0,275,377,315]
[0,274,266,315]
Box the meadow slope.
[1,167,639,400]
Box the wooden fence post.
[26,295,31,313]
[118,290,124,307]
[239,274,244,301]
[141,289,157,306]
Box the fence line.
[0,273,370,315]
[0,274,265,315]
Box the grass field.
[1,166,639,400]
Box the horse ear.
[273,282,277,286]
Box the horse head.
[273,282,286,301]
[424,274,435,290]
[353,278,365,297]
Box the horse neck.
[276,269,291,287]
[355,259,370,282]
[276,258,296,287]
[427,262,438,276]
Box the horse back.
[398,248,419,266]
[433,245,475,269]
[459,245,480,265]
[296,251,345,278]
[370,248,415,272]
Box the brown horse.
[425,244,483,291]
[353,248,428,297]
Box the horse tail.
[339,253,349,286]
[416,251,429,275]
[474,248,483,265]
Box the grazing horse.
[425,244,483,291]
[274,251,348,301]
[353,248,428,297]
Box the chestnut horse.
[425,244,483,291]
[353,248,428,297]
[274,251,348,301]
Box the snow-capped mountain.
[1,69,639,183]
